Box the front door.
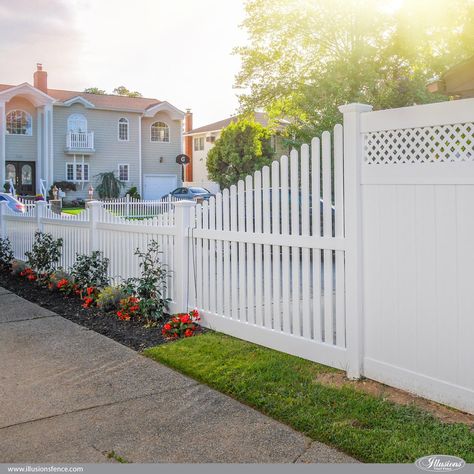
[6,161,36,196]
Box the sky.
[0,0,247,127]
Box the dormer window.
[6,110,32,135]
[151,121,170,142]
[118,118,129,141]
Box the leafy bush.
[95,172,124,199]
[123,240,170,324]
[70,251,109,291]
[11,259,27,276]
[0,237,14,271]
[126,186,141,200]
[96,286,127,311]
[207,118,274,189]
[162,310,201,339]
[25,232,63,280]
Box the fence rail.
[100,195,181,219]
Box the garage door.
[143,175,178,200]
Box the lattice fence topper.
[363,122,474,164]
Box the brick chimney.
[184,109,193,182]
[33,63,48,94]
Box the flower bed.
[0,234,202,351]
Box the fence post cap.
[85,200,102,208]
[173,200,197,208]
[338,103,373,114]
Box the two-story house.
[0,64,186,200]
[183,112,289,193]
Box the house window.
[6,110,32,135]
[151,121,169,142]
[118,118,129,141]
[118,164,129,181]
[194,136,204,151]
[67,114,87,133]
[66,163,89,182]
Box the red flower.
[180,314,191,324]
[190,309,199,319]
[86,287,95,296]
[184,329,194,337]
[57,279,69,289]
[164,323,171,330]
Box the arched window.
[151,121,169,142]
[67,114,87,133]
[118,118,129,141]
[6,110,32,135]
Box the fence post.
[86,200,102,252]
[36,200,47,233]
[338,102,373,379]
[173,200,196,312]
[126,194,130,218]
[0,201,7,238]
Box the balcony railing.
[66,131,94,152]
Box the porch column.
[36,107,43,192]
[0,101,5,188]
[46,104,54,186]
[42,104,53,190]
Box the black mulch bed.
[0,273,169,351]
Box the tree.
[235,0,474,140]
[207,119,274,189]
[113,86,143,98]
[95,172,124,199]
[83,87,106,95]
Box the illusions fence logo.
[415,455,466,472]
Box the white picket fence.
[2,98,474,415]
[100,195,181,218]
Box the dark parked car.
[165,187,215,201]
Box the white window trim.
[118,117,129,142]
[150,120,170,143]
[65,162,90,182]
[118,163,130,182]
[6,109,33,137]
[193,136,204,151]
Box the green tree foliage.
[83,87,106,95]
[235,0,474,140]
[206,119,275,189]
[95,172,124,199]
[113,86,143,98]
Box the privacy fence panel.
[190,125,349,369]
[359,98,474,414]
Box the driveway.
[0,287,356,463]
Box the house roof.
[427,56,474,98]
[0,83,169,113]
[185,112,286,135]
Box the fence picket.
[290,149,301,336]
[271,161,281,331]
[280,155,291,334]
[262,166,272,329]
[237,180,247,322]
[311,137,322,342]
[245,175,255,324]
[301,144,311,339]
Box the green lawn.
[144,332,474,463]
[62,208,85,215]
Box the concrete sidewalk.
[0,287,356,464]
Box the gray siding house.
[0,64,185,200]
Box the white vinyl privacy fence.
[2,98,474,415]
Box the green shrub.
[123,240,170,324]
[70,251,109,291]
[25,232,63,280]
[96,286,127,311]
[0,237,14,271]
[126,186,141,200]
